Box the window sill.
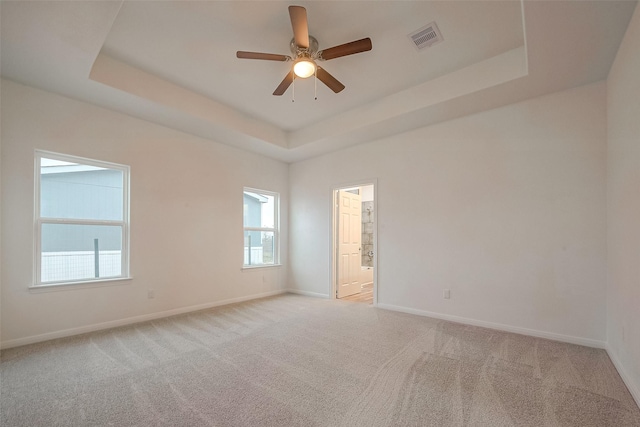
[241,264,282,271]
[29,277,133,292]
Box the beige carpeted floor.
[1,294,639,426]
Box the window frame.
[33,150,131,287]
[243,187,280,268]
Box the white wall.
[361,185,374,202]
[606,3,640,404]
[0,79,288,347]
[290,82,607,344]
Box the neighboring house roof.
[244,192,269,204]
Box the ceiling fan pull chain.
[314,69,318,100]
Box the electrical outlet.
[443,289,451,299]
[148,289,155,299]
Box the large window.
[34,151,130,286]
[243,188,279,267]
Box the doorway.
[331,182,376,305]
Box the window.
[34,151,130,286]
[243,188,279,267]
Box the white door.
[337,190,362,298]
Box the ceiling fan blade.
[273,71,295,96]
[319,38,372,61]
[236,51,290,61]
[289,6,309,49]
[316,67,345,93]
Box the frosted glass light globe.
[293,59,316,78]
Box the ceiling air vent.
[408,22,443,51]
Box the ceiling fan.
[236,5,372,96]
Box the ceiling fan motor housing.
[290,35,319,59]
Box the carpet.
[1,294,639,426]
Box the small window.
[243,188,279,267]
[34,151,130,286]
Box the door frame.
[330,179,378,305]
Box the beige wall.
[0,79,289,347]
[606,2,640,404]
[290,82,607,345]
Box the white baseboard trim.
[605,343,640,408]
[286,289,331,298]
[0,289,287,350]
[377,303,606,349]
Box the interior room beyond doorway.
[333,183,376,305]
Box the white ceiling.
[1,1,637,162]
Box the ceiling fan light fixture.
[293,58,316,78]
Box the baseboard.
[377,303,606,349]
[286,289,331,298]
[605,343,640,408]
[0,289,287,350]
